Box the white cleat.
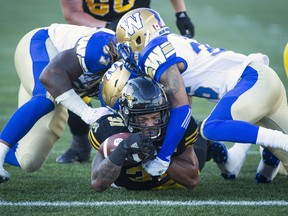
[0,168,10,185]
[213,143,251,180]
[255,148,280,183]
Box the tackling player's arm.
[61,0,107,27]
[40,47,82,98]
[160,63,189,108]
[40,46,113,125]
[142,53,192,176]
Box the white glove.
[81,107,113,125]
[142,156,170,176]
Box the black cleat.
[0,168,10,185]
[56,149,90,164]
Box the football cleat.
[56,149,90,164]
[212,143,251,180]
[0,167,10,185]
[210,142,228,164]
[210,142,236,180]
[210,142,236,179]
[255,148,280,183]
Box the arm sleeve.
[157,105,192,161]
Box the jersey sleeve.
[88,113,129,150]
[76,29,115,73]
[139,35,187,82]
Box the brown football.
[98,132,146,165]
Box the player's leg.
[201,63,288,182]
[56,97,91,164]
[0,28,58,183]
[15,104,68,172]
[201,63,288,151]
[256,80,288,181]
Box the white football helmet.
[116,8,170,74]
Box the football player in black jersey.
[89,76,210,191]
[57,0,195,164]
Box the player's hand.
[142,156,170,176]
[82,107,114,125]
[176,12,195,38]
[121,133,155,160]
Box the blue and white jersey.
[139,34,269,100]
[48,24,115,98]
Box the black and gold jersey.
[82,0,151,22]
[88,112,199,190]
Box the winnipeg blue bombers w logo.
[119,12,143,36]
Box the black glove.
[176,12,195,38]
[109,133,155,166]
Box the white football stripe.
[0,200,287,206]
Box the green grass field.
[0,0,288,215]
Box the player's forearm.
[166,150,199,189]
[170,0,186,12]
[91,156,121,192]
[64,12,107,28]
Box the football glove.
[109,133,155,166]
[81,107,114,125]
[176,12,195,38]
[142,156,170,176]
[121,133,155,161]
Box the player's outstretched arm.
[166,146,199,189]
[91,152,121,192]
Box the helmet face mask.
[116,8,170,75]
[118,76,170,140]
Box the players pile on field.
[1,5,288,192]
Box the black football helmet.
[118,76,170,140]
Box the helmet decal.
[119,11,143,36]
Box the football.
[98,132,147,165]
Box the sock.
[0,142,10,168]
[4,143,20,167]
[256,127,288,151]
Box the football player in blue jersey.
[114,8,288,179]
[0,24,119,184]
[57,0,195,164]
[90,75,211,191]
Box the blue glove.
[176,12,195,38]
[142,156,170,176]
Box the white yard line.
[0,200,288,207]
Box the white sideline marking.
[0,200,287,207]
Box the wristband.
[55,89,89,119]
[108,144,126,166]
[175,11,188,19]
